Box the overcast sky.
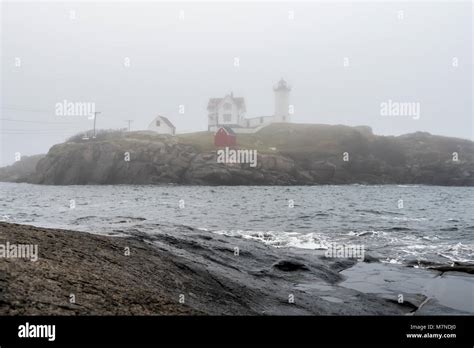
[1,1,472,166]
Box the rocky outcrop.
[1,124,473,185]
[2,222,470,315]
[0,222,415,315]
[183,152,298,185]
[32,135,196,185]
[0,155,44,183]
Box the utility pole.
[125,120,133,132]
[92,111,101,138]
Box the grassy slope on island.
[176,123,374,154]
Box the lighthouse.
[273,78,291,122]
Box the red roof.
[218,126,236,135]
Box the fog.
[1,1,472,166]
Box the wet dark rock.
[429,264,474,275]
[0,222,415,315]
[272,260,310,272]
[340,262,474,314]
[380,293,428,311]
[325,258,358,271]
[362,254,380,263]
[406,259,441,268]
[414,299,473,315]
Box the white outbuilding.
[147,115,176,135]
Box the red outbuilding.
[214,126,237,147]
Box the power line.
[1,106,53,113]
[0,118,80,124]
[0,132,78,136]
[0,129,78,133]
[0,133,74,138]
[1,132,76,135]
[1,129,75,132]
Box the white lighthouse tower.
[273,78,291,122]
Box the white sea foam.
[213,229,332,250]
[1,182,472,266]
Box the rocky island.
[1,123,473,186]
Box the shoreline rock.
[340,262,474,315]
[1,222,470,315]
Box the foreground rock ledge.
[0,222,431,315]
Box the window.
[223,114,232,122]
[156,120,161,127]
[223,103,232,111]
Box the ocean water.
[0,182,473,266]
